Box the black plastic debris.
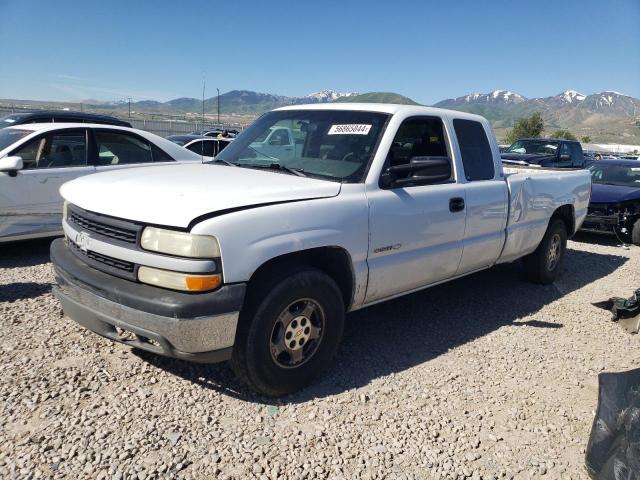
[593,289,640,334]
[586,368,640,479]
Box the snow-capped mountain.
[580,91,640,113]
[555,90,586,105]
[435,89,526,107]
[537,90,586,107]
[561,89,586,103]
[305,89,359,102]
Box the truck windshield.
[590,163,640,188]
[506,139,560,155]
[215,110,389,182]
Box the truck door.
[570,143,585,168]
[0,128,94,240]
[451,119,508,275]
[365,116,466,303]
[555,143,573,168]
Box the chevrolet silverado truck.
[51,104,591,396]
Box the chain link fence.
[0,105,244,138]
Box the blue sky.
[0,0,638,104]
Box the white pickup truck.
[51,104,591,396]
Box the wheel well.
[551,204,575,236]
[247,247,355,309]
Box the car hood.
[501,153,555,164]
[590,182,640,204]
[61,163,342,228]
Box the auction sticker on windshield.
[328,124,372,135]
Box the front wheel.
[523,218,568,284]
[231,266,344,397]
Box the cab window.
[453,119,494,181]
[94,131,153,165]
[12,130,87,169]
[384,116,452,184]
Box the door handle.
[449,197,465,212]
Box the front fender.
[189,184,370,306]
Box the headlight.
[138,266,221,292]
[63,200,68,221]
[140,227,220,258]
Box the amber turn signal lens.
[138,266,221,292]
[185,274,221,292]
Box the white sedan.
[0,123,204,242]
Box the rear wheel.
[231,266,344,397]
[523,218,568,284]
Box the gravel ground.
[0,234,638,480]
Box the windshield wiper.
[243,162,307,177]
[269,163,307,177]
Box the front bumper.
[581,213,618,234]
[51,238,245,363]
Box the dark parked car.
[183,137,233,157]
[501,138,587,168]
[582,160,640,244]
[0,111,131,128]
[165,134,206,146]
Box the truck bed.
[498,168,591,263]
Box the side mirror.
[381,156,452,188]
[0,156,23,176]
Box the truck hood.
[501,153,555,165]
[60,163,342,228]
[590,182,640,204]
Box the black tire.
[230,265,344,397]
[632,219,640,246]
[523,218,568,285]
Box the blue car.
[582,160,640,244]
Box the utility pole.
[80,103,83,112]
[127,97,132,118]
[202,79,206,130]
[217,88,220,125]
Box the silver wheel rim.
[269,298,324,369]
[547,233,561,271]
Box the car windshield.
[0,114,29,129]
[506,140,560,155]
[589,163,640,188]
[215,110,389,182]
[0,128,32,150]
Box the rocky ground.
[0,234,638,479]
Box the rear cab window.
[453,119,495,181]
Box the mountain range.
[433,89,640,143]
[3,88,638,144]
[100,89,360,115]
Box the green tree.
[581,136,591,143]
[551,130,578,141]
[504,112,544,144]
